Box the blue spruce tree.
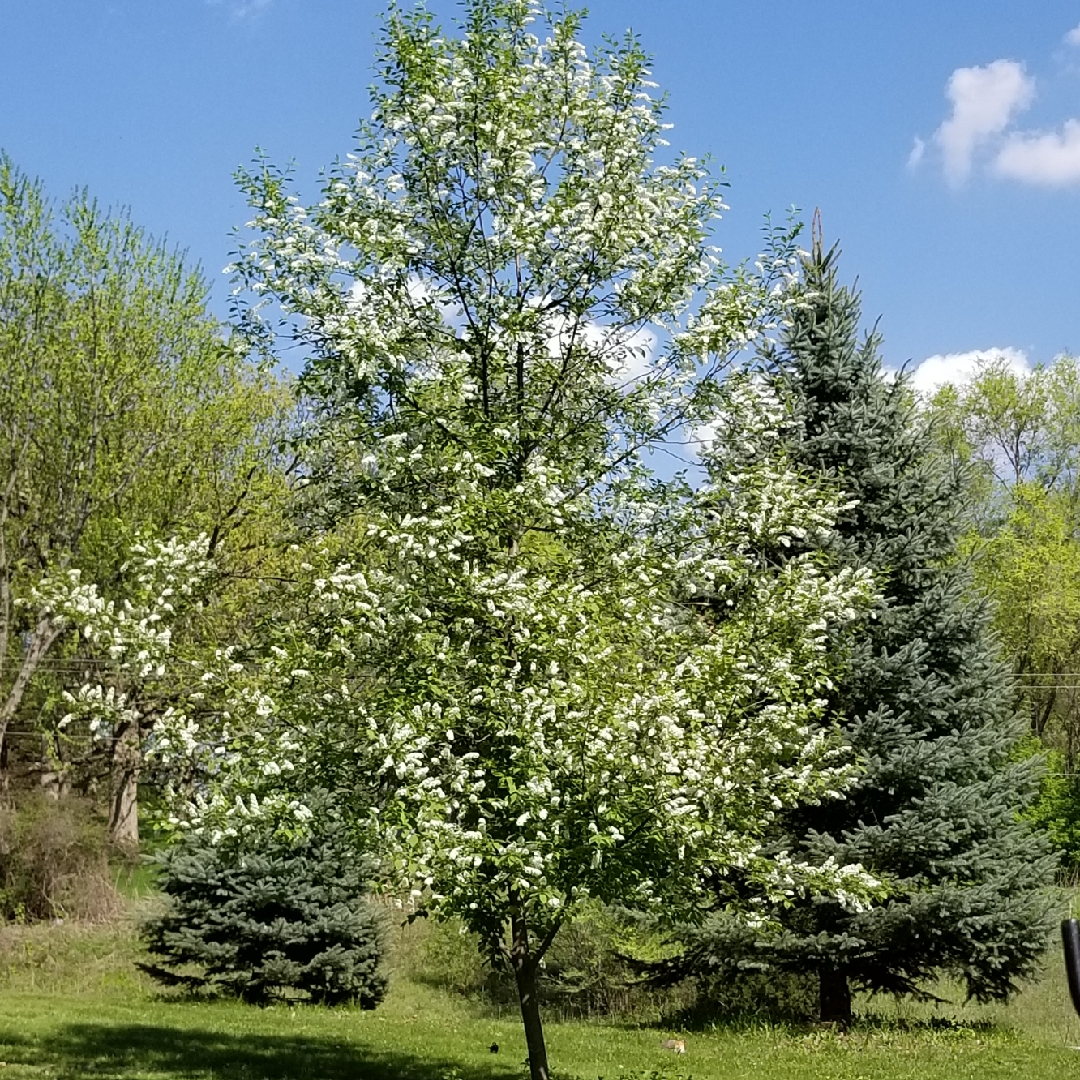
[676,240,1056,1024]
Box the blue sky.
[3,0,1080,389]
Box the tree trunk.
[514,959,549,1080]
[819,964,852,1025]
[108,719,140,851]
[0,617,62,769]
[510,903,549,1080]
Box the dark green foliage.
[140,815,387,1007]
[537,904,665,1017]
[682,243,1056,1021]
[1023,744,1080,874]
[404,903,694,1020]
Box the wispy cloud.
[1065,22,1080,46]
[931,60,1034,186]
[907,137,926,169]
[910,346,1030,395]
[207,0,272,23]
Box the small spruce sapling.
[141,802,387,1007]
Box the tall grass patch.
[0,793,125,923]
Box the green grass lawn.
[3,920,1080,1080]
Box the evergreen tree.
[678,242,1056,1024]
[141,807,387,1007]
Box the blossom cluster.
[28,536,211,739]
[170,382,878,939]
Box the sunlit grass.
[2,918,1080,1079]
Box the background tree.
[0,154,293,846]
[929,356,1080,870]
[931,356,1080,762]
[192,4,879,1077]
[671,243,1055,1024]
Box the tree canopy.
[160,3,883,1075]
[0,154,293,845]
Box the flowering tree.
[209,3,877,1075]
[0,155,293,819]
[29,536,211,847]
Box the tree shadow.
[848,1014,1001,1034]
[650,1000,1004,1036]
[0,1023,525,1080]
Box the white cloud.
[689,419,718,454]
[921,36,1080,187]
[994,119,1080,185]
[603,325,658,383]
[932,60,1035,185]
[910,346,1031,395]
[207,0,271,22]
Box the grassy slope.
[2,921,1080,1080]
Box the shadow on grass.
[0,1023,525,1080]
[849,1015,1001,1034]
[657,1003,1003,1036]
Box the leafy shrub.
[1023,746,1080,876]
[0,794,123,923]
[140,815,387,1007]
[644,911,824,1024]
[540,904,692,1019]
[404,913,499,999]
[405,902,693,1020]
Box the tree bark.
[108,719,140,851]
[510,902,549,1080]
[819,964,852,1025]
[0,617,62,788]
